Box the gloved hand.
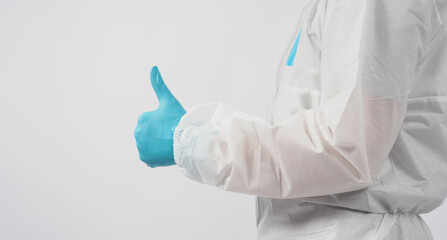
[134,66,186,167]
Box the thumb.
[150,66,180,108]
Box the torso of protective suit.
[173,0,447,239]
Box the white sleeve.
[173,0,436,199]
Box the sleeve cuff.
[173,114,188,167]
[172,101,236,184]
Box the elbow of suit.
[277,176,374,200]
[276,153,376,199]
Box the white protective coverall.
[173,0,447,239]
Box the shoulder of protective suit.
[324,0,443,51]
[325,0,442,25]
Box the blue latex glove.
[134,66,186,167]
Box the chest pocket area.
[282,27,322,114]
[280,66,322,115]
[267,26,323,124]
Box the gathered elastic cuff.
[173,116,188,167]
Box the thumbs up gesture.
[134,66,186,167]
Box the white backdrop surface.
[0,0,445,239]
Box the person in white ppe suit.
[135,0,447,239]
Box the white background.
[0,0,445,239]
